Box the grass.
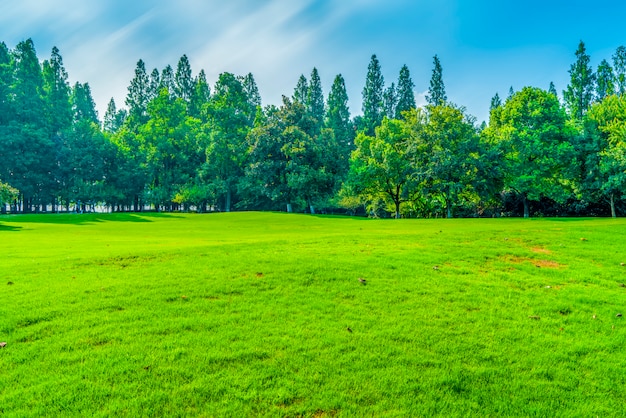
[1,212,626,416]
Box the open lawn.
[1,212,626,416]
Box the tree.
[325,74,353,172]
[71,82,98,124]
[426,55,447,106]
[548,82,558,98]
[125,59,150,128]
[395,65,415,118]
[240,72,261,109]
[203,73,253,211]
[293,75,308,104]
[174,54,194,101]
[484,87,576,217]
[147,68,161,101]
[490,93,502,110]
[160,65,175,96]
[613,46,626,96]
[347,114,423,218]
[563,41,596,120]
[0,42,12,125]
[103,98,127,133]
[42,46,72,134]
[0,179,18,211]
[307,67,324,129]
[189,69,211,119]
[383,83,396,119]
[421,104,480,218]
[596,59,615,101]
[362,54,385,135]
[586,95,626,217]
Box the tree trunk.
[395,200,401,219]
[225,188,232,212]
[610,192,617,218]
[523,195,530,218]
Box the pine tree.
[103,98,126,133]
[395,64,415,118]
[0,42,12,125]
[490,93,502,110]
[326,74,352,155]
[362,54,385,135]
[563,41,596,120]
[160,65,175,96]
[548,82,558,98]
[174,54,194,101]
[12,39,46,124]
[125,59,150,127]
[42,46,72,133]
[612,46,626,96]
[148,68,160,101]
[189,69,210,119]
[240,73,261,108]
[426,55,447,106]
[293,75,308,104]
[383,83,396,119]
[71,82,98,124]
[596,59,615,101]
[307,67,324,126]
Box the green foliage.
[596,59,615,101]
[564,41,596,120]
[307,67,324,130]
[395,64,416,118]
[613,46,626,96]
[426,55,447,106]
[361,54,385,135]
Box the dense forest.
[1,39,625,218]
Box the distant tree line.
[1,39,625,217]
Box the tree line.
[0,39,625,217]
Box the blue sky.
[1,0,625,123]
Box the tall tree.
[548,82,558,98]
[103,98,126,133]
[426,55,447,106]
[596,59,615,101]
[71,82,99,124]
[563,41,596,120]
[147,68,160,101]
[325,74,353,170]
[0,42,12,125]
[189,69,211,119]
[613,46,626,96]
[293,75,308,104]
[395,64,415,118]
[160,65,175,96]
[174,54,194,101]
[383,83,396,119]
[307,67,324,127]
[240,72,261,109]
[42,46,72,134]
[490,93,502,110]
[125,59,150,128]
[362,54,385,135]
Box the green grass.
[1,212,626,416]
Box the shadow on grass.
[0,223,22,231]
[0,212,183,225]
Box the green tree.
[240,73,261,109]
[174,54,194,101]
[563,41,596,120]
[426,55,447,106]
[189,69,211,119]
[347,115,423,218]
[586,95,626,217]
[383,83,396,119]
[307,67,324,129]
[147,68,161,101]
[42,46,72,134]
[71,82,98,124]
[325,74,353,172]
[484,87,576,217]
[362,54,385,135]
[548,82,558,98]
[103,98,127,133]
[160,64,175,96]
[596,59,615,101]
[293,75,308,104]
[613,46,626,96]
[395,65,415,118]
[125,59,150,128]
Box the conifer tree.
[596,59,615,101]
[613,46,626,96]
[240,73,261,108]
[325,74,352,156]
[362,54,385,135]
[426,55,447,106]
[160,65,175,96]
[563,41,596,120]
[174,54,194,101]
[148,68,160,101]
[125,59,150,127]
[71,82,98,124]
[189,69,210,119]
[103,98,126,133]
[307,67,324,127]
[383,83,396,119]
[395,65,415,118]
[490,93,502,110]
[293,75,308,104]
[42,46,72,133]
[548,82,558,98]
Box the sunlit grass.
[1,213,626,416]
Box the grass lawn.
[1,212,626,416]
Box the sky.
[1,0,625,123]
